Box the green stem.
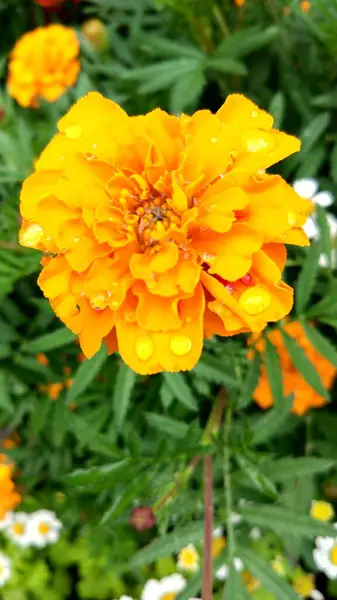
[224,405,235,563]
[202,455,213,600]
[212,4,230,38]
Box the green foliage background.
[1,0,337,598]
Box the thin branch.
[202,454,213,600]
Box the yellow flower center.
[178,546,199,568]
[293,574,315,596]
[38,522,51,535]
[212,536,227,558]
[311,500,334,522]
[136,196,181,247]
[161,594,176,600]
[331,545,337,566]
[12,522,25,536]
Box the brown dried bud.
[130,507,156,531]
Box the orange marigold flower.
[36,352,49,366]
[300,1,311,12]
[19,93,311,374]
[7,25,80,108]
[0,457,21,520]
[252,321,337,415]
[234,0,245,6]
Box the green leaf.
[236,452,277,499]
[65,459,132,487]
[138,34,204,59]
[281,329,328,399]
[170,69,206,114]
[330,141,337,183]
[238,352,261,409]
[192,354,239,388]
[0,370,14,413]
[69,414,121,458]
[214,26,279,59]
[295,242,322,315]
[66,345,107,404]
[300,112,330,156]
[260,457,335,482]
[240,504,337,539]
[129,521,205,567]
[295,144,326,179]
[207,57,247,76]
[302,321,337,367]
[264,338,284,405]
[51,399,69,448]
[29,395,51,436]
[238,547,299,600]
[22,327,76,353]
[101,473,147,523]
[113,363,137,428]
[316,205,332,265]
[145,413,189,438]
[269,92,285,129]
[163,373,197,411]
[251,395,294,445]
[307,292,337,319]
[224,564,250,600]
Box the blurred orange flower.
[234,0,245,6]
[36,352,49,366]
[300,1,311,13]
[19,93,311,374]
[0,457,21,520]
[7,25,80,108]
[252,321,336,415]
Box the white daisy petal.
[0,552,12,587]
[212,527,223,538]
[311,590,325,600]
[316,536,334,551]
[319,253,329,268]
[293,178,319,199]
[303,216,319,239]
[141,580,161,600]
[234,557,244,572]
[216,564,229,581]
[6,512,32,548]
[230,512,242,525]
[327,214,337,237]
[249,527,261,541]
[324,563,337,580]
[314,191,334,208]
[0,511,13,531]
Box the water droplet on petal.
[20,223,43,247]
[73,236,81,243]
[203,253,216,262]
[91,294,108,310]
[239,286,271,315]
[135,336,155,362]
[251,110,258,118]
[240,273,253,286]
[211,137,218,143]
[287,210,297,227]
[64,124,82,140]
[170,336,192,356]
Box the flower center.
[179,548,198,567]
[135,196,181,247]
[331,545,337,566]
[293,574,315,596]
[311,500,334,522]
[212,536,227,558]
[161,594,176,600]
[38,522,51,535]
[12,523,25,536]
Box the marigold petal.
[217,94,274,130]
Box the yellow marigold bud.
[82,18,108,50]
[311,500,334,522]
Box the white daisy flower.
[27,509,62,548]
[5,512,31,548]
[0,511,13,531]
[141,574,186,600]
[249,527,262,540]
[0,552,11,587]
[177,543,199,572]
[216,557,243,581]
[230,512,242,525]
[313,528,337,579]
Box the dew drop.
[287,210,297,227]
[251,110,258,118]
[202,253,216,262]
[170,335,192,356]
[239,286,271,315]
[20,223,43,248]
[64,124,82,140]
[211,137,218,144]
[91,294,108,310]
[135,336,155,362]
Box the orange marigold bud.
[7,25,80,108]
[130,507,156,531]
[284,6,291,16]
[300,1,311,12]
[36,352,49,366]
[82,18,108,50]
[19,93,311,374]
[252,321,337,415]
